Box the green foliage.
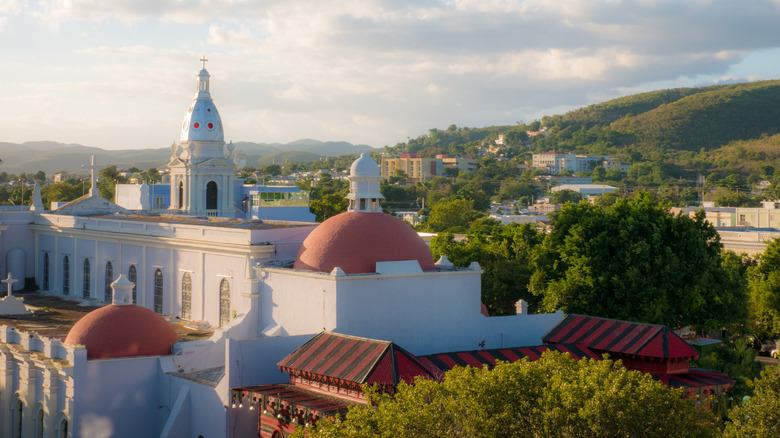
[748,238,780,340]
[692,337,761,398]
[549,189,583,205]
[530,193,746,332]
[430,221,544,315]
[309,193,348,222]
[424,198,483,233]
[300,351,718,438]
[723,365,780,438]
[262,164,282,176]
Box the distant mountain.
[0,140,377,175]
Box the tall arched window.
[182,273,192,320]
[219,278,230,327]
[128,265,137,304]
[57,417,68,438]
[178,181,184,209]
[35,405,44,438]
[62,256,70,295]
[43,253,49,290]
[104,261,113,302]
[154,269,164,314]
[12,396,23,438]
[83,258,90,298]
[206,181,218,210]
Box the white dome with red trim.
[180,65,224,143]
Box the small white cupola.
[346,152,384,213]
[111,274,134,305]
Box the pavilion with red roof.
[542,314,734,397]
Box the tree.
[309,193,348,222]
[430,221,544,315]
[300,351,717,438]
[425,199,482,232]
[748,238,780,340]
[723,365,780,438]
[98,165,128,201]
[263,164,282,176]
[530,193,747,332]
[549,189,583,205]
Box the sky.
[2,0,780,150]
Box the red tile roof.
[653,368,734,390]
[418,343,600,375]
[542,314,699,360]
[278,332,439,386]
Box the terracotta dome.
[294,211,436,274]
[65,304,179,360]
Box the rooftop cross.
[200,55,208,69]
[1,273,18,298]
[85,155,98,197]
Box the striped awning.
[542,314,699,360]
[234,383,354,418]
[654,368,734,389]
[418,343,600,375]
[278,332,439,386]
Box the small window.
[83,258,91,298]
[104,261,113,302]
[154,269,164,314]
[63,256,70,295]
[128,265,137,304]
[219,278,230,327]
[182,273,192,320]
[43,253,49,291]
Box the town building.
[380,154,476,182]
[0,62,563,437]
[532,151,629,175]
[550,183,617,196]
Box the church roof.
[417,343,601,375]
[293,211,435,274]
[542,314,699,360]
[64,304,179,360]
[54,194,128,216]
[278,332,439,386]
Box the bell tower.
[168,57,236,217]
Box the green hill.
[538,79,780,153]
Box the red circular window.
[208,123,214,129]
[193,122,200,129]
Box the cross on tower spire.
[200,55,208,69]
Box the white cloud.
[6,0,780,149]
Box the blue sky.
[2,0,780,150]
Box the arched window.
[128,265,137,304]
[154,269,164,314]
[182,273,192,320]
[219,278,230,327]
[83,258,90,298]
[12,396,23,438]
[57,417,69,438]
[35,405,44,438]
[104,261,113,302]
[206,181,218,210]
[178,181,184,209]
[62,256,70,295]
[43,253,49,290]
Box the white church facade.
[0,63,562,438]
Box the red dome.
[294,211,435,274]
[65,304,179,360]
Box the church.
[0,62,563,437]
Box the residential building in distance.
[551,183,617,195]
[532,151,629,175]
[381,154,476,182]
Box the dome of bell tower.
[180,57,224,143]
